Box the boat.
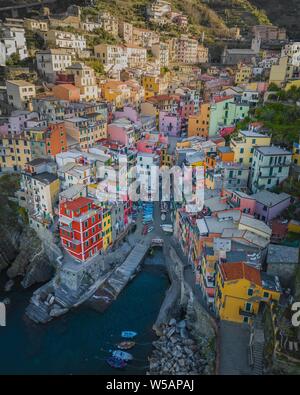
[117,341,136,350]
[106,356,127,369]
[112,350,133,361]
[121,331,137,338]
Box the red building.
[59,197,103,262]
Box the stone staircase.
[250,314,265,375]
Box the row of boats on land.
[106,331,137,369]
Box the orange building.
[217,146,234,162]
[52,84,80,102]
[188,102,210,138]
[46,121,67,156]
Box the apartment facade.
[230,130,271,167]
[59,197,104,262]
[6,80,36,110]
[169,36,199,64]
[250,146,292,193]
[36,49,73,82]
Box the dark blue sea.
[0,251,169,375]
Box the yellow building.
[188,102,210,138]
[285,79,300,91]
[160,148,174,167]
[102,208,112,250]
[101,80,131,109]
[142,74,168,100]
[230,130,271,166]
[292,136,300,166]
[215,262,281,324]
[235,63,252,85]
[269,56,289,87]
[0,134,32,172]
[288,220,300,234]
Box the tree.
[6,53,21,66]
[86,59,105,75]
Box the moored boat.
[117,341,136,350]
[121,331,137,338]
[106,356,127,369]
[112,350,133,361]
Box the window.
[263,291,269,298]
[247,288,254,296]
[245,302,252,312]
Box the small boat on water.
[112,350,133,361]
[121,331,137,339]
[117,341,136,350]
[106,356,127,369]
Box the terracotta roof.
[220,262,262,286]
[63,197,93,211]
[213,95,234,103]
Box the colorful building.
[234,63,252,85]
[230,130,271,167]
[214,262,281,324]
[59,197,103,262]
[52,84,80,102]
[45,121,67,157]
[209,96,249,136]
[188,102,210,138]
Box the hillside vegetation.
[77,0,286,40]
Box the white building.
[94,44,128,71]
[43,30,86,52]
[80,21,102,32]
[281,42,300,67]
[36,49,73,82]
[250,146,292,193]
[6,80,36,110]
[125,45,147,68]
[147,0,172,21]
[58,162,91,189]
[0,25,28,66]
[136,152,160,198]
[151,42,169,67]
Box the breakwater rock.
[148,318,212,375]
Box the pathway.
[219,321,252,375]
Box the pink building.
[159,112,181,136]
[224,190,256,215]
[107,118,135,147]
[114,106,139,124]
[136,132,168,153]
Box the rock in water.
[4,279,14,292]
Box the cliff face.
[0,221,55,289]
[0,174,55,289]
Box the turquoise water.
[0,252,169,375]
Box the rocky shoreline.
[149,244,217,375]
[148,318,211,375]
